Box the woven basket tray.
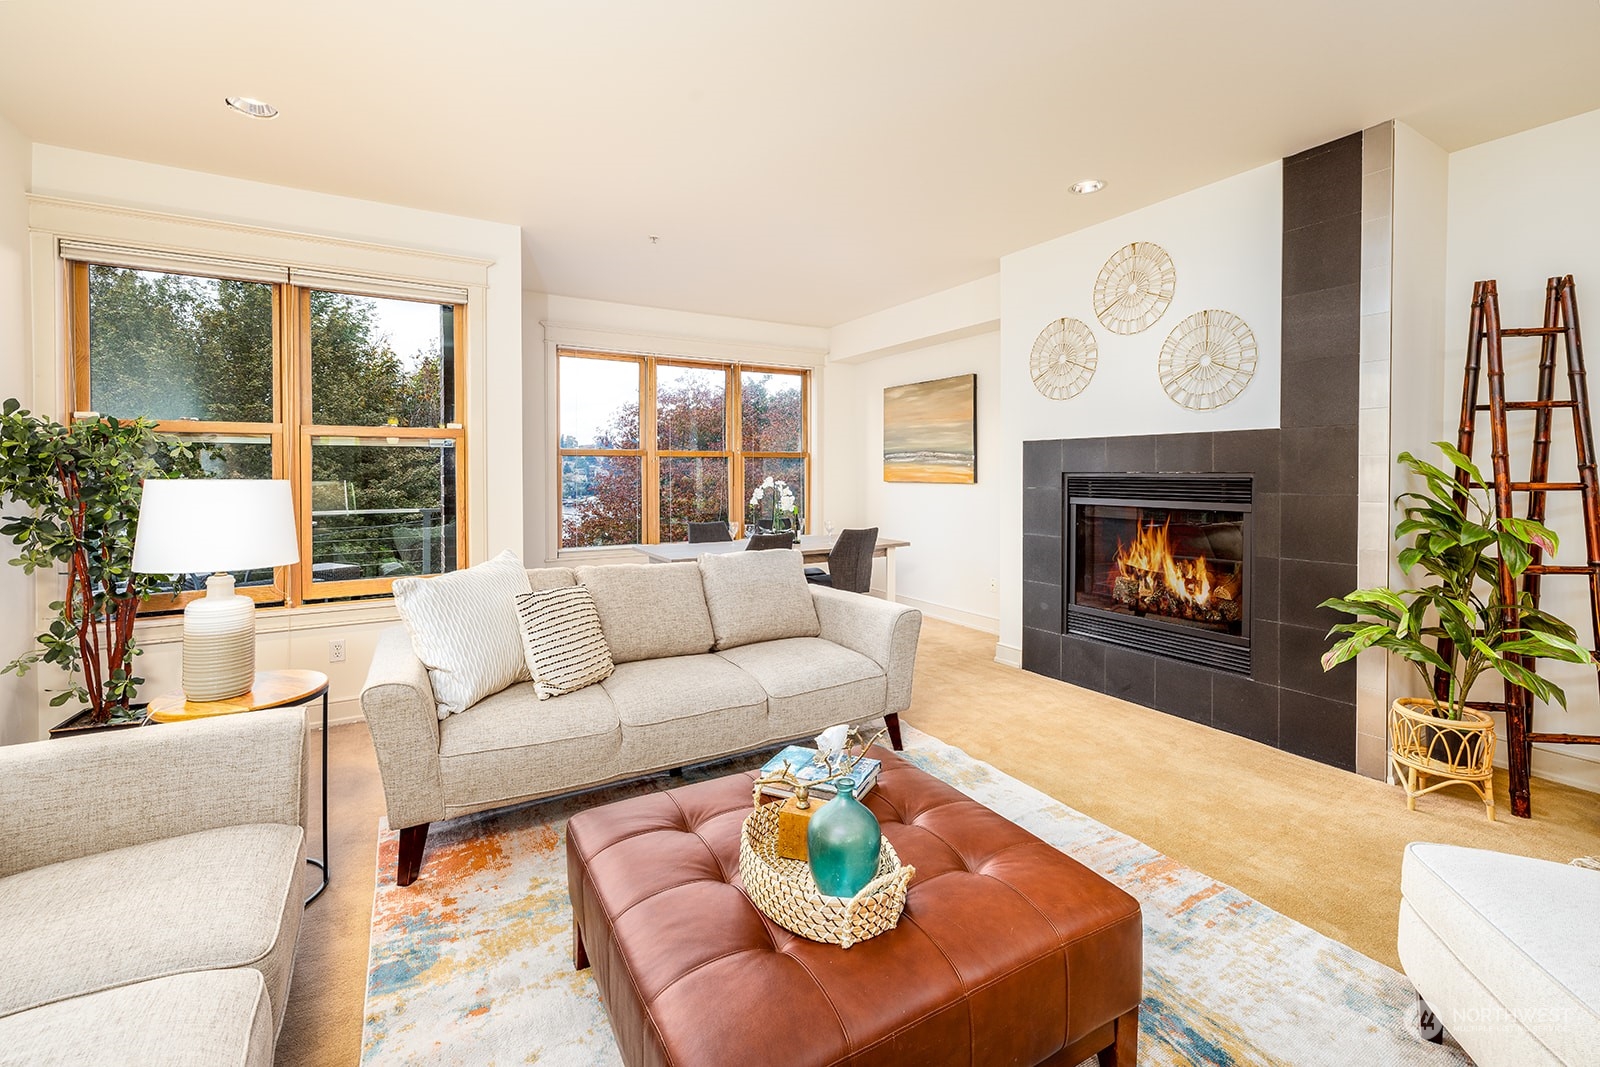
[738,800,915,948]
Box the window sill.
[133,597,401,644]
[551,545,651,565]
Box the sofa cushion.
[575,563,715,664]
[716,637,887,741]
[1400,842,1600,1064]
[438,681,622,814]
[515,585,614,699]
[698,548,821,650]
[0,969,275,1067]
[394,549,533,718]
[0,824,303,1030]
[602,655,768,768]
[527,566,578,592]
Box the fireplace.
[1065,474,1252,673]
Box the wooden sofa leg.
[397,823,430,887]
[885,713,903,751]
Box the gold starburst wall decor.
[1158,309,1258,411]
[1093,241,1176,335]
[1029,317,1098,400]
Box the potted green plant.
[0,399,205,735]
[1320,442,1597,820]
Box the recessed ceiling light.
[224,96,278,120]
[1069,179,1106,195]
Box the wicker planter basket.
[738,800,915,948]
[1389,697,1496,821]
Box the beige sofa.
[0,709,307,1066]
[362,559,923,885]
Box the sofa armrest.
[361,625,447,830]
[0,707,307,878]
[810,587,922,715]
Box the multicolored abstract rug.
[361,727,1471,1066]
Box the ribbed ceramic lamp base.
[182,574,256,701]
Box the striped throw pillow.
[515,585,615,700]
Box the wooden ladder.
[1448,275,1600,818]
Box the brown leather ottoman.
[566,749,1142,1067]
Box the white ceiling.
[1,1,1597,327]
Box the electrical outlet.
[329,639,347,664]
[989,578,997,592]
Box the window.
[68,255,467,607]
[558,349,809,548]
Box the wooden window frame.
[556,348,810,548]
[66,261,470,610]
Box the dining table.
[636,533,911,602]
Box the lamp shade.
[132,479,300,574]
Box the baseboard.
[994,642,1022,668]
[1494,738,1600,794]
[304,696,364,729]
[878,591,999,635]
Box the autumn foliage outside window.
[558,350,808,547]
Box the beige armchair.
[0,709,308,1065]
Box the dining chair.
[746,533,796,551]
[687,521,733,543]
[805,527,877,593]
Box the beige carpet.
[274,617,1600,1065]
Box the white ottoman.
[1399,842,1600,1066]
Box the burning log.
[1112,568,1241,624]
[1108,517,1243,626]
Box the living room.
[2,4,1599,1066]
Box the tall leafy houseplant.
[0,400,204,722]
[1321,443,1596,717]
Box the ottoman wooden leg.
[1097,1008,1138,1067]
[573,916,590,971]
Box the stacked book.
[757,745,881,801]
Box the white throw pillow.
[515,586,615,699]
[393,549,532,718]
[698,548,821,650]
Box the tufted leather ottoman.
[566,749,1142,1066]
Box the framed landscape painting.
[883,373,977,483]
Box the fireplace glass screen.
[1073,504,1246,637]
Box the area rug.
[361,727,1471,1066]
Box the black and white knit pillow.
[515,585,614,700]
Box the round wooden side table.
[149,669,331,905]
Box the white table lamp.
[132,479,300,701]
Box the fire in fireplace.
[1066,475,1251,673]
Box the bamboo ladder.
[1445,276,1599,818]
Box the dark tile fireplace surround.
[1021,133,1363,770]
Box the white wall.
[16,146,524,736]
[1446,106,1600,788]
[996,163,1285,657]
[0,115,32,745]
[823,329,1003,630]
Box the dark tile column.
[1277,133,1363,770]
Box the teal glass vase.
[807,778,881,897]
